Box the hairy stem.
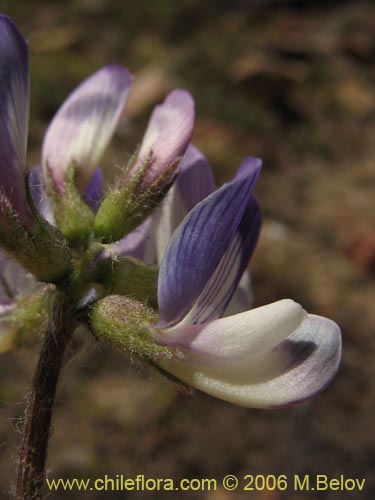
[16,295,74,500]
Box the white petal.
[156,313,341,408]
[155,299,306,361]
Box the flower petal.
[83,167,104,211]
[0,252,35,304]
[176,196,260,325]
[223,270,253,317]
[155,299,306,359]
[157,157,261,326]
[155,311,341,408]
[42,65,132,193]
[112,217,154,262]
[130,90,195,189]
[0,15,32,225]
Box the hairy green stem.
[16,296,74,500]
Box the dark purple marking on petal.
[83,167,104,211]
[269,315,342,408]
[157,157,262,326]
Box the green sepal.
[46,165,94,248]
[97,254,158,308]
[90,295,174,362]
[0,285,54,353]
[0,193,72,284]
[93,155,179,243]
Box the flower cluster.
[0,14,341,409]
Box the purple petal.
[83,167,104,211]
[42,65,133,193]
[112,217,154,262]
[129,90,195,190]
[0,15,33,226]
[180,196,260,325]
[158,157,262,326]
[175,144,216,213]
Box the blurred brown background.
[0,1,374,499]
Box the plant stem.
[16,296,73,500]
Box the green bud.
[46,165,94,247]
[0,197,72,284]
[98,254,158,308]
[0,285,53,353]
[93,156,178,243]
[90,295,173,362]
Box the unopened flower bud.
[90,295,173,362]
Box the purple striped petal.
[42,65,132,193]
[129,90,194,190]
[157,157,262,326]
[0,15,33,227]
[179,196,260,325]
[83,167,104,211]
[154,308,341,408]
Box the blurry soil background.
[0,1,374,499]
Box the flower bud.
[90,295,173,362]
[44,164,94,246]
[94,89,194,243]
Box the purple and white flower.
[118,153,339,408]
[0,14,341,409]
[107,149,341,408]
